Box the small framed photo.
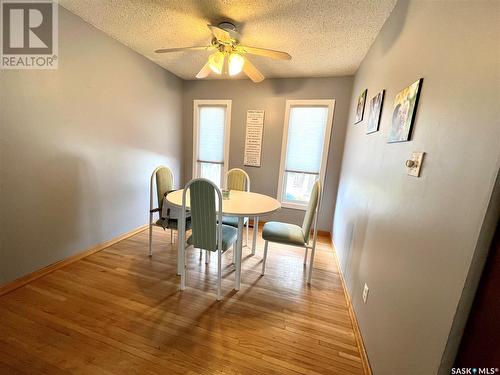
[388,79,423,143]
[367,90,385,134]
[354,89,367,124]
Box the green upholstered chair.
[261,180,321,284]
[180,178,238,300]
[148,166,191,257]
[222,168,259,255]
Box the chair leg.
[245,219,249,247]
[184,246,189,285]
[205,250,210,264]
[177,239,182,276]
[252,217,259,255]
[308,244,316,285]
[148,213,153,257]
[170,229,173,244]
[303,247,309,265]
[261,241,269,275]
[217,249,222,301]
[180,246,186,290]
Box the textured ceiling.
[59,0,397,80]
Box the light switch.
[406,152,424,177]
[362,283,369,303]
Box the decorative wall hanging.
[367,90,385,134]
[355,89,367,124]
[244,110,265,167]
[388,78,423,143]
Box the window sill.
[280,201,308,211]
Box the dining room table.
[166,189,281,291]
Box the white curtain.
[285,106,329,174]
[198,106,225,163]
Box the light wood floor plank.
[0,227,365,374]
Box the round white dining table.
[166,189,281,291]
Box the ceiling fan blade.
[207,24,233,43]
[196,62,212,79]
[243,58,265,83]
[237,45,291,60]
[155,46,211,53]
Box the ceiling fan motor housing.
[218,22,237,32]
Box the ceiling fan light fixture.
[228,52,245,76]
[155,24,290,82]
[208,51,224,74]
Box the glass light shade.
[228,53,245,76]
[208,52,224,74]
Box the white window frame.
[277,99,335,210]
[192,100,232,187]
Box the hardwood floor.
[0,227,365,374]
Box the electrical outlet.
[362,283,369,303]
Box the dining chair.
[261,180,321,284]
[179,178,238,300]
[222,168,259,255]
[148,165,191,257]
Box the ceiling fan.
[154,22,291,83]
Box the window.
[277,100,335,209]
[193,100,231,187]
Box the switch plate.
[362,283,369,303]
[407,152,425,177]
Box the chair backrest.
[183,178,223,252]
[226,168,250,192]
[302,180,321,243]
[150,166,174,210]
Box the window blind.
[198,106,225,163]
[285,106,329,174]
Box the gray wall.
[332,1,500,374]
[0,7,184,285]
[182,78,353,231]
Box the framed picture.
[354,89,367,124]
[387,78,423,143]
[367,90,385,134]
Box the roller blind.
[285,106,329,174]
[198,106,226,163]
